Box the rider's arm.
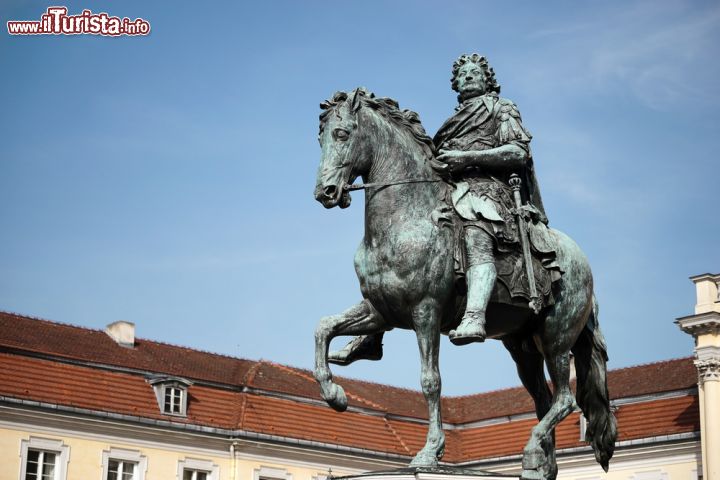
[435,98,531,173]
[435,141,528,172]
[461,144,527,169]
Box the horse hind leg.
[314,300,386,412]
[504,337,553,420]
[519,232,594,479]
[522,351,576,480]
[503,337,557,480]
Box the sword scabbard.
[509,174,542,314]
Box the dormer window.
[164,385,184,414]
[148,376,193,416]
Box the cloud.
[588,3,720,109]
[523,0,720,110]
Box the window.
[183,470,208,480]
[108,459,136,480]
[147,376,193,416]
[20,438,70,480]
[178,458,218,480]
[102,448,146,480]
[25,449,57,480]
[164,386,184,414]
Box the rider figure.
[433,53,547,344]
[329,54,549,362]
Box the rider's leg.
[449,226,496,345]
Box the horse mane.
[319,88,436,160]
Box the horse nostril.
[324,185,337,198]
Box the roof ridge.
[0,309,256,364]
[0,310,103,334]
[445,384,527,400]
[232,357,426,399]
[0,310,696,401]
[444,356,696,400]
[383,417,413,455]
[259,361,388,410]
[236,361,264,428]
[0,311,473,398]
[607,356,694,372]
[261,361,316,384]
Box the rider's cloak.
[433,92,548,225]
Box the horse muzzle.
[314,183,352,209]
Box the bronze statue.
[313,54,617,479]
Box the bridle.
[332,90,442,193]
[343,178,441,191]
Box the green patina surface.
[312,55,617,479]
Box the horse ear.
[350,88,364,112]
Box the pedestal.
[334,466,517,480]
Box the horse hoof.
[321,383,348,412]
[328,350,350,366]
[521,470,544,480]
[409,454,438,467]
[328,335,383,366]
[409,443,442,467]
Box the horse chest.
[354,232,434,303]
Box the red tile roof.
[0,311,700,463]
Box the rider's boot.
[449,262,496,346]
[328,333,384,366]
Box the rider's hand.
[515,204,540,222]
[436,150,471,172]
[430,158,450,175]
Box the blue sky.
[1,0,718,395]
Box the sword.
[509,174,542,314]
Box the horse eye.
[334,128,350,141]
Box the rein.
[344,178,441,191]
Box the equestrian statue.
[312,54,617,480]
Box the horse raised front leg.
[409,300,445,467]
[314,300,386,412]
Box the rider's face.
[455,63,486,97]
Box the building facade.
[1,273,717,480]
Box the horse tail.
[571,294,617,472]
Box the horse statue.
[312,87,617,479]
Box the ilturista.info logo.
[7,6,150,36]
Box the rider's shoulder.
[494,97,522,121]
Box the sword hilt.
[509,173,522,192]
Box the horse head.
[315,87,436,209]
[314,87,371,209]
